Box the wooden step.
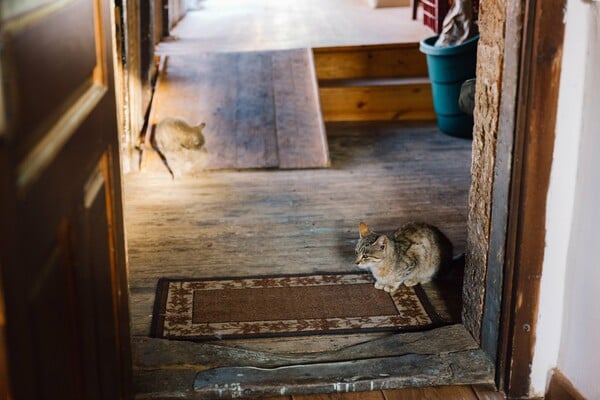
[313,43,428,81]
[133,326,493,399]
[313,43,434,122]
[192,350,494,398]
[319,78,434,122]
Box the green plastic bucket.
[419,35,479,138]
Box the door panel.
[27,223,83,400]
[0,0,132,399]
[6,0,98,160]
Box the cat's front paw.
[374,282,384,290]
[383,283,401,293]
[403,279,419,287]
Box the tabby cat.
[355,222,453,292]
[153,117,207,175]
[154,117,206,153]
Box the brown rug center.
[192,284,398,323]
[152,273,444,341]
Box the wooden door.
[0,0,132,399]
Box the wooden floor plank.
[471,385,506,400]
[273,49,330,169]
[125,123,472,345]
[146,50,329,172]
[206,53,240,170]
[250,397,293,400]
[294,391,385,400]
[382,385,478,400]
[133,325,477,370]
[156,0,431,55]
[233,51,279,169]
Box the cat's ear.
[375,235,388,250]
[359,222,372,238]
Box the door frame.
[109,0,566,397]
[494,0,567,397]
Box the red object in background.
[421,0,450,34]
[414,0,479,35]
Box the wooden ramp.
[148,49,330,170]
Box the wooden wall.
[154,0,164,44]
[114,0,178,171]
[167,0,186,34]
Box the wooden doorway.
[0,0,568,398]
[119,1,565,397]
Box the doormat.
[151,272,446,341]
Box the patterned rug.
[151,272,445,341]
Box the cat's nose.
[354,257,361,265]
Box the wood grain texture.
[1,0,133,398]
[5,0,97,159]
[272,49,329,169]
[192,350,494,398]
[501,1,566,397]
[319,83,434,122]
[463,0,507,342]
[134,385,502,400]
[146,50,328,171]
[133,325,477,370]
[156,0,431,55]
[383,385,477,399]
[545,370,585,400]
[313,44,428,81]
[471,385,505,400]
[295,392,385,400]
[480,0,525,366]
[125,122,472,344]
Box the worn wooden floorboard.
[273,49,329,169]
[146,49,328,172]
[125,123,472,346]
[133,325,477,370]
[156,0,431,55]
[134,384,503,400]
[383,385,478,399]
[132,326,483,398]
[471,385,506,400]
[294,393,385,400]
[134,350,494,399]
[125,122,472,357]
[190,349,493,398]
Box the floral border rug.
[151,272,445,341]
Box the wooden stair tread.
[319,84,434,122]
[148,49,329,172]
[318,77,430,88]
[312,43,435,123]
[313,43,428,81]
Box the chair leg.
[411,0,419,20]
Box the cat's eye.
[362,255,369,260]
